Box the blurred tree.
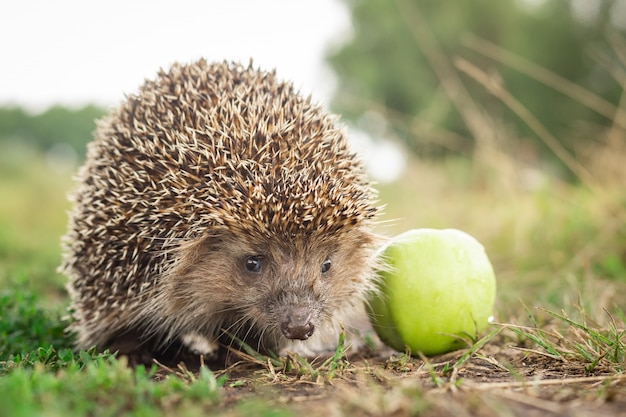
[0,105,106,157]
[327,0,623,168]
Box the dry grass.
[178,320,626,416]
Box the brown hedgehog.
[60,59,381,366]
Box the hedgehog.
[60,59,381,366]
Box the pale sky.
[0,0,351,110]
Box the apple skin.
[367,228,496,355]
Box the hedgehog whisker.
[221,316,253,350]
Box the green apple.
[367,228,496,355]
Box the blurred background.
[1,0,625,317]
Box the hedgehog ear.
[197,233,225,250]
[165,231,227,274]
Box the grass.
[0,279,69,357]
[508,304,626,373]
[0,349,224,417]
[0,281,226,417]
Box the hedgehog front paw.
[180,332,219,359]
[106,333,156,367]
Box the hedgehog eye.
[244,256,263,273]
[321,257,331,274]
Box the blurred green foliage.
[0,150,73,296]
[0,105,106,157]
[327,0,623,165]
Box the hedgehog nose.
[281,311,315,340]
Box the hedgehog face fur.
[61,60,380,365]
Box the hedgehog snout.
[253,283,320,343]
[280,308,315,340]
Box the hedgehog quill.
[60,60,381,366]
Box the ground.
[146,322,626,417]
